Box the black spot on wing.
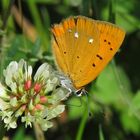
[108,42,111,45]
[92,63,96,67]
[104,39,113,51]
[96,54,103,60]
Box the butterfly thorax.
[57,73,85,96]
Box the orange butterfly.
[51,16,125,94]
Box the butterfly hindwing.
[70,17,100,80]
[52,17,76,74]
[73,20,125,88]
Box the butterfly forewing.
[71,17,100,76]
[52,16,100,78]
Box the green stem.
[108,0,116,23]
[1,0,15,30]
[27,0,50,51]
[33,123,45,140]
[76,107,88,140]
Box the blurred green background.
[0,0,140,140]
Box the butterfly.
[51,16,125,95]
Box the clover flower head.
[0,59,69,130]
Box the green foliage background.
[0,0,140,140]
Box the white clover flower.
[0,59,70,130]
[0,83,9,100]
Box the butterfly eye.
[75,89,83,97]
